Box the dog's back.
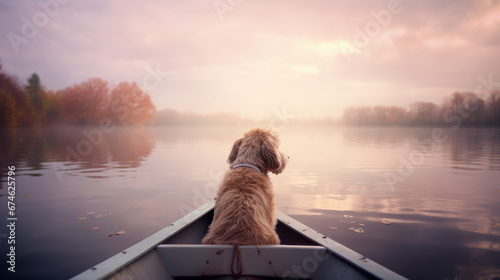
[202,168,280,245]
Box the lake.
[1,126,500,280]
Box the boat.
[71,200,407,280]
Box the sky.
[1,0,499,119]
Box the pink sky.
[1,0,499,119]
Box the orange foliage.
[109,82,156,126]
[58,78,110,125]
[0,89,18,127]
[0,64,36,126]
[44,90,62,124]
[1,63,158,127]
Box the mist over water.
[0,126,499,279]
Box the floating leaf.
[341,220,356,224]
[359,223,365,227]
[91,227,99,230]
[343,215,353,218]
[77,217,86,221]
[94,213,111,219]
[380,220,391,225]
[87,211,95,215]
[329,227,338,230]
[349,227,364,234]
[107,230,125,238]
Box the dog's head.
[228,128,288,175]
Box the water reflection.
[274,127,500,280]
[340,127,500,171]
[0,126,156,184]
[341,127,413,146]
[108,128,156,168]
[447,128,500,171]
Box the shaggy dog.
[202,128,288,245]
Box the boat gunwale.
[71,200,407,280]
[276,210,407,280]
[70,200,216,280]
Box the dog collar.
[232,164,261,173]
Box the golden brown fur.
[202,128,288,245]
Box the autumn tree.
[58,78,109,125]
[0,89,18,127]
[443,91,486,126]
[81,78,110,124]
[373,106,388,125]
[0,63,35,126]
[56,86,78,124]
[409,102,438,125]
[488,90,500,125]
[109,82,156,126]
[1,64,160,127]
[386,106,407,125]
[43,90,62,124]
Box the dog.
[202,128,288,245]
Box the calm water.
[1,126,500,280]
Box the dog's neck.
[231,163,262,173]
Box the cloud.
[1,0,499,119]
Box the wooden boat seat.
[156,244,327,278]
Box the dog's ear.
[228,138,243,163]
[261,138,281,171]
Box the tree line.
[3,61,499,128]
[0,63,156,127]
[342,91,500,127]
[154,90,500,127]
